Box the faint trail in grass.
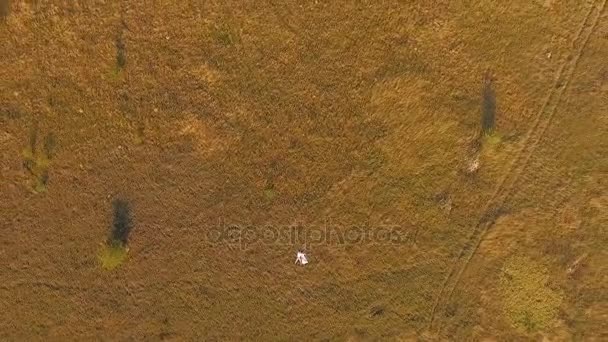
[429,0,607,332]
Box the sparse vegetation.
[212,23,238,46]
[99,243,128,270]
[483,132,502,146]
[99,199,133,270]
[1,1,605,340]
[500,256,562,332]
[263,186,276,201]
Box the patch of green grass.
[483,132,502,146]
[108,65,124,80]
[500,256,562,332]
[263,187,276,201]
[98,243,128,270]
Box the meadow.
[1,0,606,340]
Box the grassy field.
[1,0,607,340]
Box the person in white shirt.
[295,251,309,265]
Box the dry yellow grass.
[1,0,606,340]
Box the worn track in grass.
[428,0,607,332]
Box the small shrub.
[99,199,132,270]
[98,244,128,270]
[483,132,502,146]
[34,170,49,193]
[213,31,233,45]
